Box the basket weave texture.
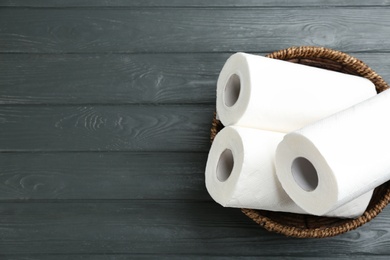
[210,46,390,238]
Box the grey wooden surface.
[1,1,390,258]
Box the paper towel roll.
[275,89,390,215]
[206,126,373,217]
[216,53,376,132]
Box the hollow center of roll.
[291,157,319,191]
[216,149,234,182]
[224,74,241,107]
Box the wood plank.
[1,52,389,105]
[0,201,390,256]
[2,0,389,7]
[3,256,389,260]
[0,53,223,104]
[0,105,214,152]
[1,8,390,53]
[0,152,209,200]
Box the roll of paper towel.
[205,126,373,217]
[216,52,376,132]
[275,89,390,216]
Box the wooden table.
[1,0,390,258]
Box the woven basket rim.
[210,46,390,238]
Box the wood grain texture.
[1,8,390,53]
[0,201,389,256]
[3,257,390,260]
[0,105,213,152]
[0,53,223,104]
[1,52,389,105]
[0,152,209,200]
[2,0,390,7]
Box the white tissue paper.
[275,89,390,216]
[216,52,377,132]
[206,126,373,217]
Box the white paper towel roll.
[275,89,390,215]
[216,53,376,132]
[206,126,373,217]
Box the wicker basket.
[210,46,390,238]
